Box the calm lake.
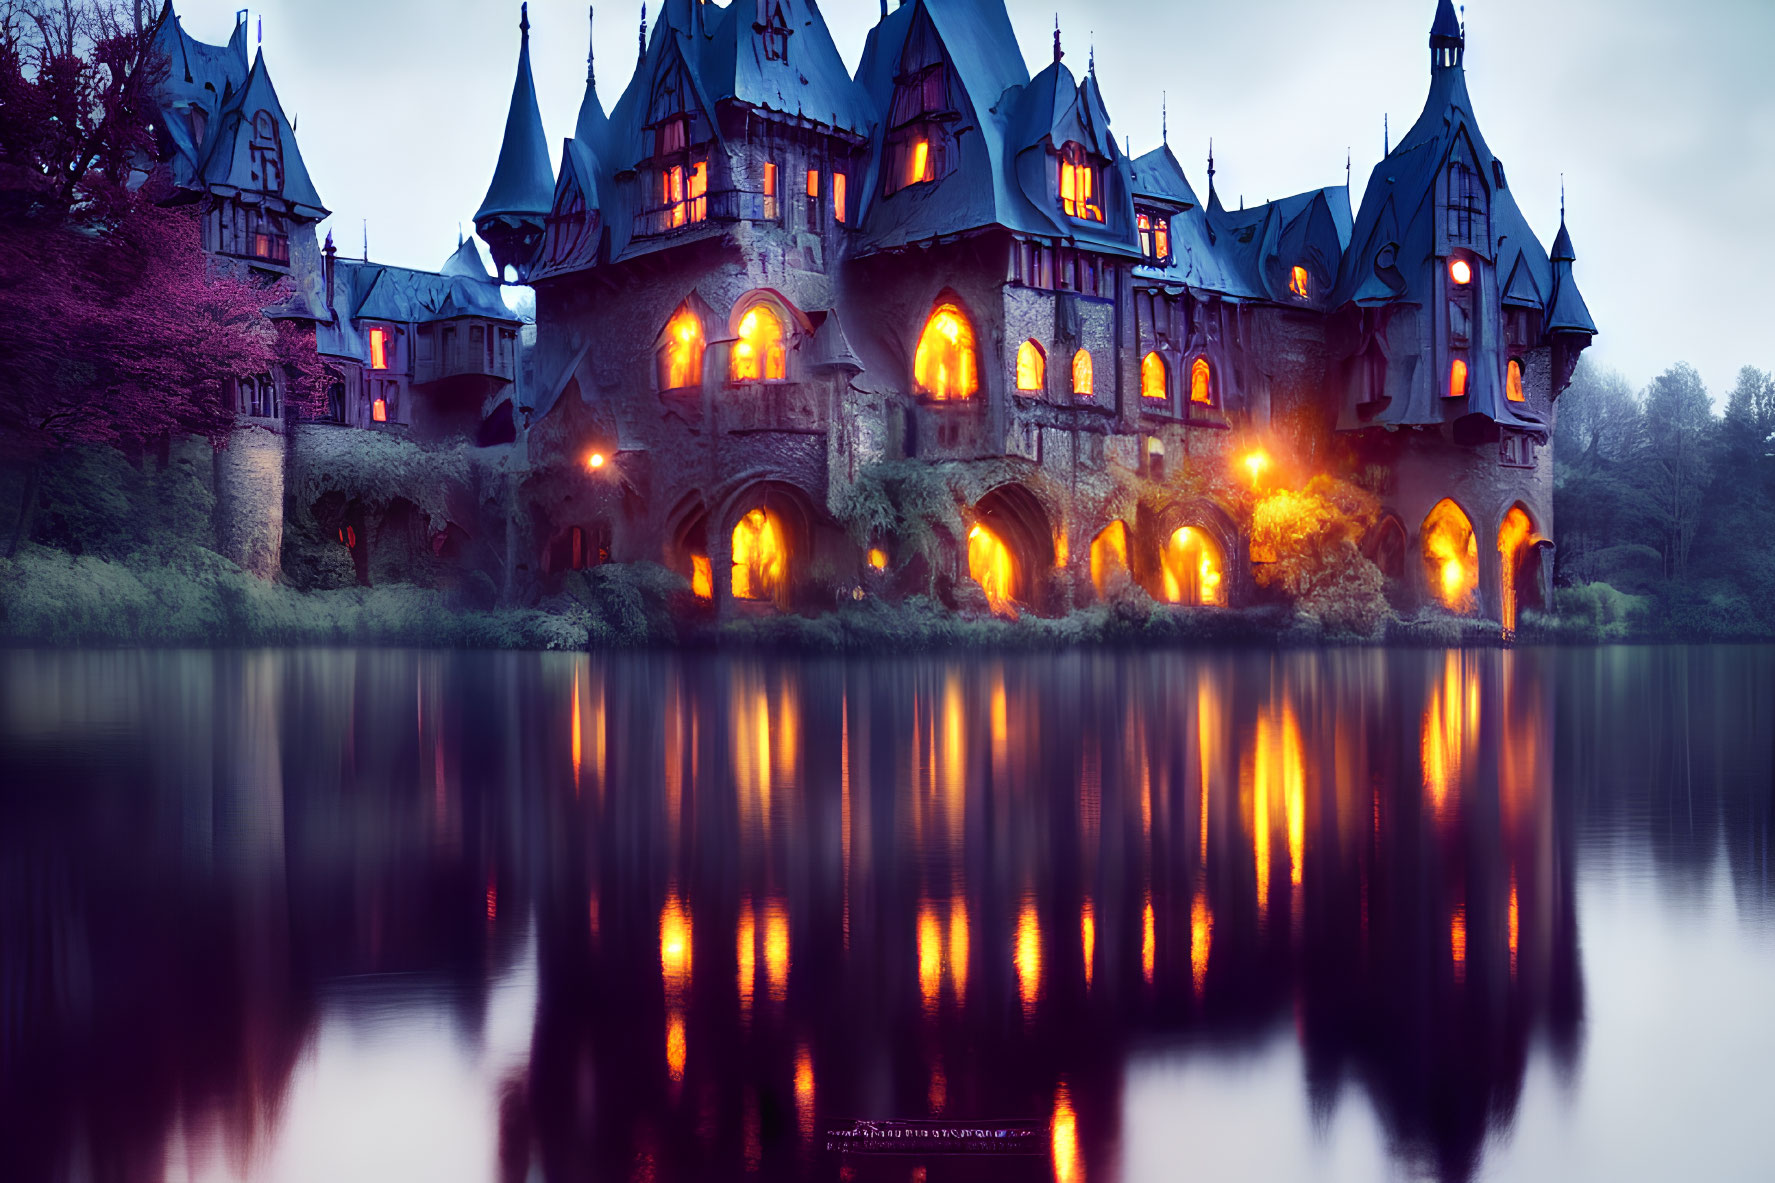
[2,647,1771,1182]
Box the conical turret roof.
[477,4,556,224]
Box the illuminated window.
[1141,352,1167,400]
[967,524,1017,617]
[905,138,933,187]
[1190,358,1212,405]
[662,161,708,227]
[659,307,705,390]
[1290,266,1310,299]
[806,169,819,199]
[866,547,888,571]
[1422,498,1479,612]
[691,554,712,599]
[913,304,978,400]
[1507,358,1525,402]
[762,162,779,221]
[371,396,387,423]
[1448,358,1469,399]
[1450,257,1473,285]
[1072,349,1093,397]
[731,304,787,383]
[732,508,788,603]
[368,327,390,371]
[833,172,847,224]
[1090,521,1129,599]
[1136,210,1170,263]
[886,55,952,195]
[1016,340,1045,393]
[1059,143,1103,222]
[1160,525,1225,607]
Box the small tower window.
[1016,340,1046,393]
[1190,358,1213,405]
[914,303,978,401]
[249,110,283,194]
[1059,143,1103,222]
[1507,358,1526,402]
[762,162,779,220]
[885,43,954,196]
[1289,266,1310,299]
[833,172,848,224]
[659,307,706,390]
[1072,349,1093,397]
[368,327,391,371]
[1448,358,1469,400]
[731,305,787,383]
[1137,210,1171,263]
[1141,352,1168,401]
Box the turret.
[1546,211,1597,395]
[1431,0,1464,71]
[476,3,556,281]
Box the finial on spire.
[639,3,647,62]
[587,6,596,85]
[1052,14,1061,64]
[520,1,530,39]
[1561,174,1566,220]
[1384,113,1390,156]
[1162,92,1168,144]
[1088,38,1095,77]
[362,219,368,263]
[1346,148,1351,188]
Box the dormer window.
[757,1,791,62]
[1059,143,1102,223]
[1445,159,1487,245]
[1507,358,1526,402]
[661,162,708,228]
[1136,210,1171,264]
[249,110,282,193]
[656,115,689,157]
[885,24,955,197]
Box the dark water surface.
[2,647,1772,1183]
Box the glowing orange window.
[1137,212,1153,258]
[1072,349,1093,397]
[1059,143,1102,222]
[371,395,387,422]
[1141,352,1167,400]
[732,508,788,603]
[1449,358,1469,399]
[1290,266,1310,299]
[368,327,390,371]
[1154,218,1170,260]
[663,165,686,226]
[690,554,712,599]
[806,169,820,199]
[731,305,787,383]
[1507,358,1525,402]
[1450,258,1473,285]
[833,172,848,223]
[908,139,932,187]
[1190,358,1213,405]
[659,307,706,390]
[762,161,779,220]
[913,304,978,400]
[1016,340,1045,393]
[687,162,708,223]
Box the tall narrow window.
[762,162,779,220]
[914,304,978,401]
[1448,358,1469,399]
[833,172,848,224]
[1016,340,1046,393]
[1072,349,1093,397]
[732,508,788,604]
[805,169,820,199]
[369,327,390,371]
[1154,217,1170,262]
[249,110,283,194]
[372,396,388,423]
[687,162,708,224]
[1190,358,1213,405]
[659,307,706,390]
[1137,212,1154,259]
[906,139,933,187]
[1141,352,1167,401]
[1290,266,1310,299]
[1507,358,1525,402]
[1059,143,1102,222]
[732,305,787,382]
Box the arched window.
[1141,352,1168,401]
[1498,505,1540,631]
[914,303,978,400]
[1507,358,1525,402]
[1289,266,1310,299]
[1422,499,1479,613]
[1072,349,1093,397]
[731,304,787,382]
[1161,525,1225,607]
[1059,142,1103,222]
[1448,358,1469,399]
[967,524,1017,617]
[1090,521,1130,599]
[1190,358,1213,405]
[659,307,705,390]
[1016,340,1046,393]
[732,508,788,604]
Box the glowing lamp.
[587,452,606,471]
[1242,450,1270,486]
[866,548,889,572]
[1449,258,1473,285]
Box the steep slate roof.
[1333,13,1565,430]
[196,51,327,217]
[700,0,872,137]
[1546,218,1597,335]
[1130,144,1199,212]
[477,4,556,224]
[317,247,520,363]
[441,236,494,279]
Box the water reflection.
[1,647,1771,1182]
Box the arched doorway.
[725,484,814,611]
[1498,504,1546,630]
[1090,521,1131,599]
[1368,515,1408,581]
[669,500,712,600]
[1421,499,1479,614]
[968,485,1054,616]
[1159,524,1226,606]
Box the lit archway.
[1421,499,1479,613]
[914,303,978,400]
[1497,504,1544,630]
[659,306,705,390]
[968,525,1017,617]
[732,508,790,605]
[1016,340,1046,393]
[731,303,787,382]
[1090,521,1130,599]
[968,485,1054,616]
[1190,358,1213,405]
[1160,525,1225,607]
[1141,352,1167,401]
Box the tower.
[476,3,556,281]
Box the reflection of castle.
[471,0,1593,625]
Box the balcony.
[633,189,777,240]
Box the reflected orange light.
[1452,904,1467,982]
[1141,896,1155,985]
[1422,653,1480,817]
[948,895,970,1004]
[1509,878,1520,975]
[1015,899,1042,1016]
[738,901,756,1019]
[666,1012,686,1082]
[691,554,712,599]
[928,1058,947,1113]
[570,664,582,793]
[795,1044,815,1140]
[1190,889,1212,994]
[660,892,693,994]
[967,524,1018,617]
[1254,715,1272,919]
[1081,899,1095,991]
[1052,1082,1081,1183]
[1285,703,1304,890]
[764,899,790,1002]
[918,902,942,1010]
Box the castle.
[155,0,1595,627]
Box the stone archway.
[1420,498,1480,614]
[968,484,1055,615]
[1498,503,1547,631]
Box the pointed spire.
[1052,14,1062,64]
[587,5,596,85]
[576,5,610,145]
[1430,0,1464,70]
[1207,137,1215,194]
[1162,92,1168,144]
[1552,178,1575,262]
[1088,38,1095,78]
[639,2,647,63]
[476,3,557,225]
[1384,113,1390,156]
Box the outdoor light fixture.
[1449,258,1473,285]
[587,452,606,470]
[1243,450,1270,486]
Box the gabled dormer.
[637,39,717,237]
[882,4,961,195]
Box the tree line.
[1554,357,1775,638]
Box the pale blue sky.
[173,0,1775,400]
